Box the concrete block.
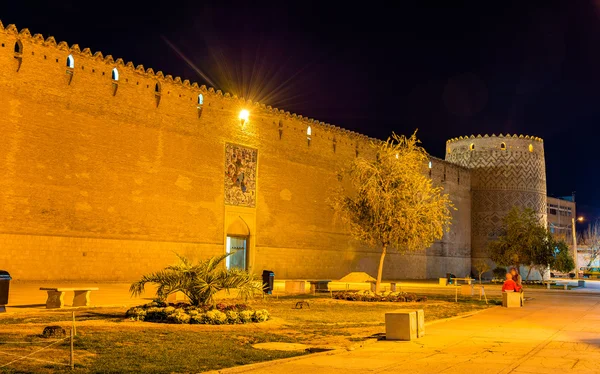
[502,292,521,308]
[461,284,473,296]
[439,278,448,286]
[285,280,307,294]
[386,309,424,341]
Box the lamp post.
[572,216,584,278]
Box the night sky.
[2,1,599,223]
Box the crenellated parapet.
[0,20,376,149]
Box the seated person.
[501,273,519,292]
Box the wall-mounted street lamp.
[239,109,249,126]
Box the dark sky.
[2,1,599,222]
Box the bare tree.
[473,259,491,284]
[581,222,600,267]
[329,131,454,293]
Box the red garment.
[502,279,518,292]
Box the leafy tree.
[473,258,491,284]
[552,240,575,274]
[130,253,262,306]
[329,131,453,293]
[489,207,546,271]
[490,207,575,280]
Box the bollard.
[70,311,75,370]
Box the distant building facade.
[546,196,576,239]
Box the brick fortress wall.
[0,22,471,281]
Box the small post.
[70,326,74,370]
[72,311,76,336]
[455,286,458,302]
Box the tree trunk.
[375,245,387,294]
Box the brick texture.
[0,24,471,281]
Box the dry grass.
[0,294,496,373]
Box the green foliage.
[492,267,507,279]
[129,253,263,307]
[489,207,547,268]
[332,290,427,302]
[552,240,575,274]
[489,207,575,279]
[125,303,270,325]
[329,131,453,292]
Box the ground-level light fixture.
[239,109,249,126]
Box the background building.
[547,195,577,239]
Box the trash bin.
[262,270,275,295]
[0,270,11,313]
[446,273,455,285]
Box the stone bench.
[40,287,99,309]
[502,291,523,308]
[555,282,569,290]
[385,309,425,341]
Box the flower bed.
[332,290,427,302]
[126,301,270,324]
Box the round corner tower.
[444,134,547,264]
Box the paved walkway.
[218,292,600,374]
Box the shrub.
[239,310,254,323]
[167,309,191,324]
[253,309,270,322]
[204,310,227,325]
[226,311,240,324]
[126,307,146,321]
[189,311,204,324]
[332,291,426,303]
[126,302,268,325]
[145,307,168,322]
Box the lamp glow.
[239,109,249,125]
[577,216,584,222]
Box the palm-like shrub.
[129,253,262,306]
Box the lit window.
[469,143,475,151]
[198,94,204,105]
[111,68,119,81]
[500,142,506,150]
[528,144,533,152]
[307,126,312,137]
[428,161,432,169]
[66,54,74,69]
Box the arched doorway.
[226,217,250,270]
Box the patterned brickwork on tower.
[445,134,547,262]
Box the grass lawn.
[0,294,497,373]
